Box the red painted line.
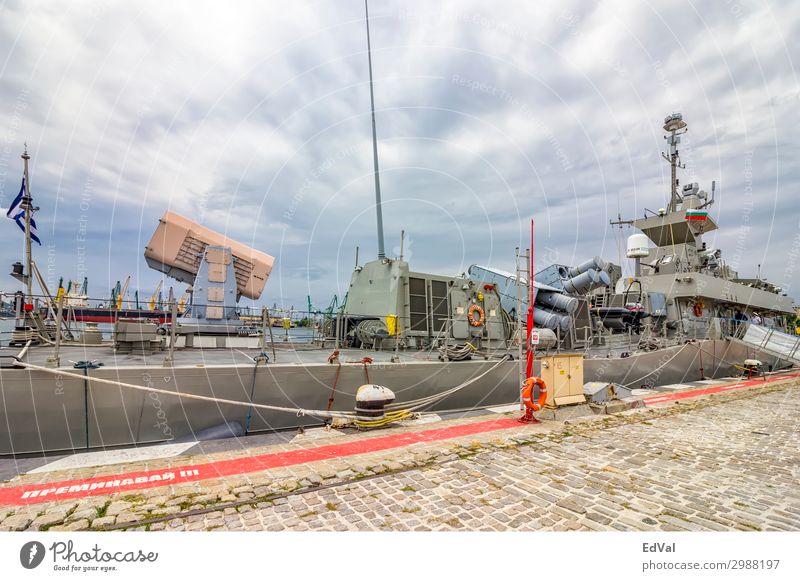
[0,418,522,507]
[642,372,800,405]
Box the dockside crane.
[148,280,163,311]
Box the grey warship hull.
[0,337,790,455]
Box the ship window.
[409,277,426,295]
[409,277,428,332]
[431,280,448,334]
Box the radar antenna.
[661,113,688,213]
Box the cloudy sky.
[1,0,798,309]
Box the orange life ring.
[467,304,485,327]
[521,376,547,412]
[693,302,703,317]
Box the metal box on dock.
[540,353,585,408]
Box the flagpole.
[21,144,33,304]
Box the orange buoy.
[521,376,547,412]
[467,304,485,327]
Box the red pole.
[519,218,541,424]
[525,218,534,379]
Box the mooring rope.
[385,355,512,411]
[14,357,355,420]
[617,343,691,388]
[11,344,512,422]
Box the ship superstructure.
[592,114,793,339]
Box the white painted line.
[29,442,197,474]
[486,404,522,414]
[653,383,696,391]
[290,427,346,442]
[399,414,442,426]
[646,396,670,404]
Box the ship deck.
[7,329,694,370]
[11,341,458,370]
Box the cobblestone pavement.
[2,378,798,532]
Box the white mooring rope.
[10,343,512,421]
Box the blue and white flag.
[5,177,24,219]
[14,214,41,245]
[6,177,41,245]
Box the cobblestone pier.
[1,377,798,532]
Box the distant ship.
[41,278,176,324]
[58,307,173,324]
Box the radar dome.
[626,234,650,258]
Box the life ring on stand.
[693,302,703,317]
[521,376,547,412]
[467,304,485,327]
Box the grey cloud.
[1,0,798,307]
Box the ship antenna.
[20,143,35,303]
[365,0,386,259]
[661,113,687,213]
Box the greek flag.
[5,177,24,219]
[5,177,41,245]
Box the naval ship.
[1,112,797,456]
[0,0,796,456]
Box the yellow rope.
[354,409,413,428]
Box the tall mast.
[661,113,687,213]
[365,0,386,259]
[21,144,34,302]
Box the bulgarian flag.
[685,209,708,221]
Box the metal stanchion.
[266,308,277,362]
[47,293,64,367]
[259,306,267,351]
[164,294,178,366]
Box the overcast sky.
[1,0,798,309]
